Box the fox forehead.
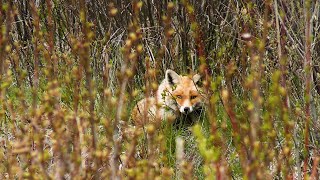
[178,76,198,87]
[172,76,199,95]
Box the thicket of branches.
[0,0,319,179]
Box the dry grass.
[0,0,320,179]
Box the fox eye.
[176,95,182,99]
[191,95,197,99]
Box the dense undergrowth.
[0,0,320,179]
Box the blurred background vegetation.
[0,0,319,179]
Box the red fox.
[131,69,204,126]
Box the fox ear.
[192,74,201,85]
[166,69,180,86]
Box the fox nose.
[184,107,190,113]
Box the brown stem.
[303,0,312,176]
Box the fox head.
[164,69,203,114]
